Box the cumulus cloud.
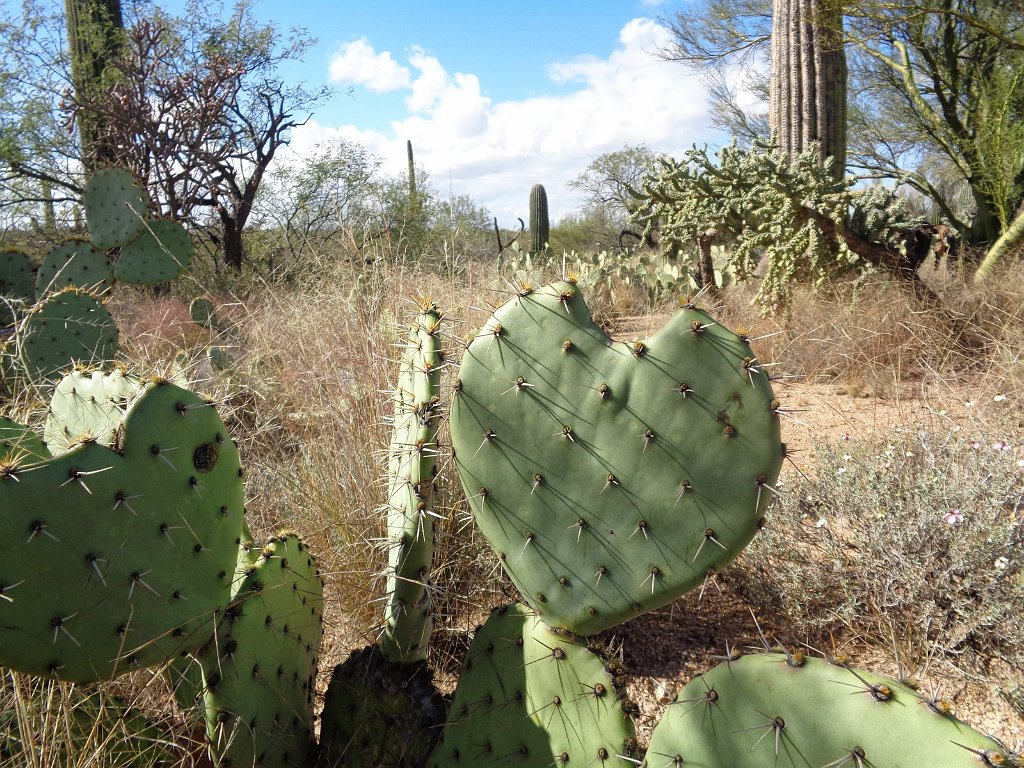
[301,18,714,222]
[328,38,410,92]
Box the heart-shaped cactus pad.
[0,379,246,681]
[450,281,784,634]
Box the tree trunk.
[770,0,847,179]
[221,215,244,272]
[64,0,124,171]
[975,203,1024,282]
[695,230,718,294]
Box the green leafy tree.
[0,1,81,227]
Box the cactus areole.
[450,282,784,634]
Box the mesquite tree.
[769,0,847,179]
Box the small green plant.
[736,428,1024,673]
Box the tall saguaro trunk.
[770,0,847,180]
[64,0,124,171]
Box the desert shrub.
[735,428,1024,676]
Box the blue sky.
[163,1,743,222]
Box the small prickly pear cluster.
[429,604,636,768]
[1,167,193,390]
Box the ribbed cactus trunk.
[769,0,847,180]
[529,183,549,254]
[64,0,124,171]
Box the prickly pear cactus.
[317,645,447,768]
[428,603,637,767]
[189,298,221,332]
[35,239,113,298]
[44,368,143,453]
[115,219,193,285]
[450,281,784,634]
[84,167,148,251]
[0,249,34,326]
[16,288,119,385]
[647,651,1017,768]
[0,380,246,681]
[196,533,324,768]
[381,300,443,663]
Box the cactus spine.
[529,183,549,254]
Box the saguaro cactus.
[770,0,847,179]
[529,183,549,254]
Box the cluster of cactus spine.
[0,192,1017,768]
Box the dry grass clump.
[220,262,510,661]
[707,265,1024,401]
[1,670,205,767]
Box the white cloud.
[328,38,410,92]
[301,18,714,223]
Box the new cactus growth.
[381,299,444,663]
[195,533,324,768]
[428,603,637,767]
[647,651,1015,767]
[16,288,119,385]
[44,368,142,453]
[35,239,113,298]
[83,167,148,251]
[0,379,246,681]
[450,281,783,634]
[529,183,549,254]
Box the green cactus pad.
[207,345,234,372]
[647,651,1017,768]
[0,416,48,464]
[0,249,35,326]
[197,533,323,768]
[44,368,143,453]
[35,239,113,298]
[0,380,246,682]
[428,603,636,767]
[450,282,784,634]
[16,289,119,385]
[318,645,447,768]
[116,219,193,285]
[382,301,443,663]
[84,167,148,250]
[189,298,220,332]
